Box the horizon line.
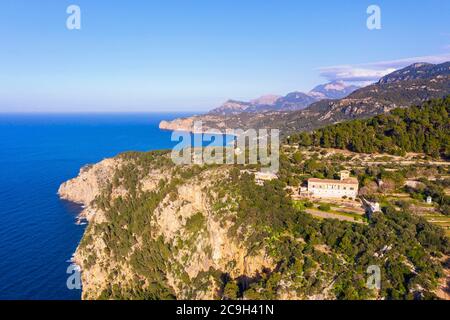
[0,110,205,115]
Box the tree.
[293,151,304,164]
[223,281,239,300]
[291,97,449,158]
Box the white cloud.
[319,66,395,82]
[319,53,450,82]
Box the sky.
[0,0,449,113]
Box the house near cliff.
[241,170,278,186]
[255,171,278,186]
[307,170,359,199]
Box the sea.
[0,112,223,300]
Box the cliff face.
[159,118,196,133]
[59,153,275,300]
[59,158,120,220]
[151,176,274,299]
[59,149,449,301]
[159,115,229,134]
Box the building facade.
[307,171,359,199]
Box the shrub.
[305,201,314,208]
[318,204,331,212]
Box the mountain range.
[208,81,360,115]
[160,62,450,135]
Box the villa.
[307,170,359,199]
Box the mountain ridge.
[207,81,360,115]
[160,62,450,135]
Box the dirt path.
[305,209,363,224]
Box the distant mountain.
[160,62,450,135]
[208,100,252,116]
[208,97,283,116]
[259,61,450,134]
[309,81,360,100]
[250,95,281,106]
[208,81,361,115]
[272,92,318,111]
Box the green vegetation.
[329,210,365,222]
[405,178,450,216]
[213,167,449,300]
[292,200,313,211]
[318,203,331,212]
[288,97,450,158]
[77,117,450,300]
[83,151,215,299]
[185,212,206,234]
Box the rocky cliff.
[59,158,120,221]
[59,149,449,300]
[59,152,276,299]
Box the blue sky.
[0,0,449,112]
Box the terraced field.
[293,200,368,224]
[421,213,450,238]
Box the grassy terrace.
[421,213,450,238]
[294,195,449,233]
[379,192,450,239]
[293,200,368,224]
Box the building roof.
[308,178,358,185]
[255,172,278,180]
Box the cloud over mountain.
[319,53,450,83]
[319,66,395,82]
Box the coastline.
[58,157,121,299]
[57,139,450,300]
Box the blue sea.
[0,113,201,300]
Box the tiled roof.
[308,178,358,185]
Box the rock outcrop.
[58,158,120,220]
[59,155,274,299]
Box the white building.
[241,170,278,186]
[254,171,278,186]
[307,170,359,199]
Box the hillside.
[160,62,450,135]
[378,62,450,84]
[59,149,449,300]
[287,97,450,158]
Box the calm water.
[0,113,196,300]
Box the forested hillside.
[288,97,450,158]
[60,149,450,300]
[160,62,450,136]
